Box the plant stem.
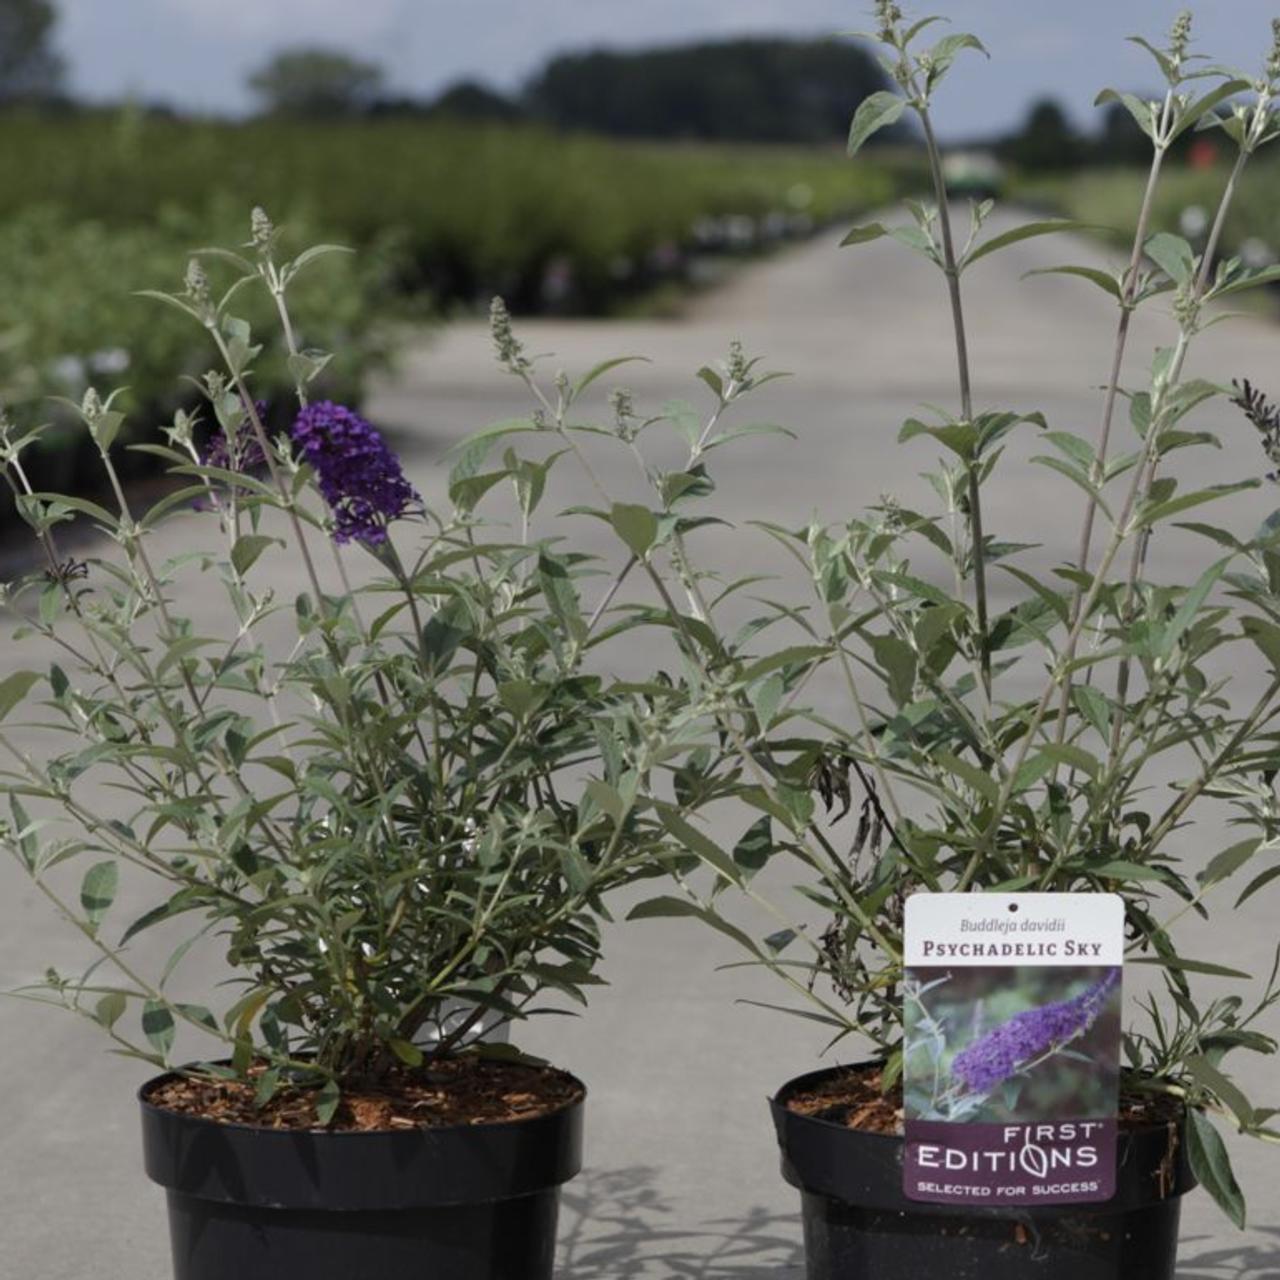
[913,95,991,703]
[1054,115,1170,751]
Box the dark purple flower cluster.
[290,401,419,546]
[201,401,269,473]
[950,969,1120,1096]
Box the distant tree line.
[248,36,898,145]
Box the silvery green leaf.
[0,670,40,721]
[964,220,1078,269]
[1023,264,1124,301]
[1126,36,1175,84]
[610,503,658,557]
[93,992,127,1031]
[80,861,119,928]
[1198,839,1262,888]
[841,221,891,247]
[925,32,988,84]
[231,535,277,577]
[1144,232,1196,286]
[285,244,353,284]
[287,350,332,386]
[141,1000,175,1060]
[1095,88,1157,139]
[573,356,648,399]
[1187,1109,1246,1229]
[847,90,907,156]
[1169,80,1252,142]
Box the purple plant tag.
[902,893,1124,1207]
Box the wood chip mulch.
[145,1057,584,1133]
[782,1064,1185,1134]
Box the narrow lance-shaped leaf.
[1023,264,1124,302]
[964,220,1080,269]
[1186,1109,1246,1229]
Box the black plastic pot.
[771,1064,1196,1280]
[139,1069,585,1280]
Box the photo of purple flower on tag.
[906,966,1122,1124]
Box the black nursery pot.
[771,1065,1196,1280]
[139,1070,585,1280]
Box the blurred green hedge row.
[0,113,908,525]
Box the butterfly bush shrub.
[0,209,703,1117]
[566,7,1280,1227]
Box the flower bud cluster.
[489,296,531,375]
[1169,10,1193,68]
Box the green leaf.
[738,645,827,685]
[1187,1109,1246,1229]
[1024,264,1123,301]
[230,534,277,577]
[1211,264,1280,300]
[1242,617,1280,673]
[1039,743,1100,779]
[1130,956,1252,980]
[610,503,658,558]
[733,817,773,878]
[585,779,625,824]
[964,220,1079,269]
[627,895,703,922]
[1145,232,1196,286]
[1125,35,1175,84]
[1094,88,1156,139]
[80,861,119,928]
[1170,81,1253,142]
[870,634,917,707]
[141,1000,175,1060]
[1073,685,1112,740]
[658,809,743,887]
[0,671,40,721]
[388,1038,425,1068]
[315,1080,342,1126]
[936,751,1000,805]
[573,356,648,399]
[1199,839,1261,888]
[94,992,127,1031]
[1185,1056,1254,1129]
[847,91,906,156]
[926,32,988,78]
[1136,482,1257,530]
[840,222,890,247]
[288,244,354,278]
[1157,556,1229,660]
[1237,863,1280,908]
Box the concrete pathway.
[3,213,1280,1276]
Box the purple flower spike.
[290,401,419,546]
[950,969,1120,1096]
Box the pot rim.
[138,1060,588,1140]
[772,1060,1187,1140]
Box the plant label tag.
[901,892,1124,1207]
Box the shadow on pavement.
[1178,1229,1280,1279]
[558,1166,804,1278]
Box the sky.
[56,1,1280,139]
